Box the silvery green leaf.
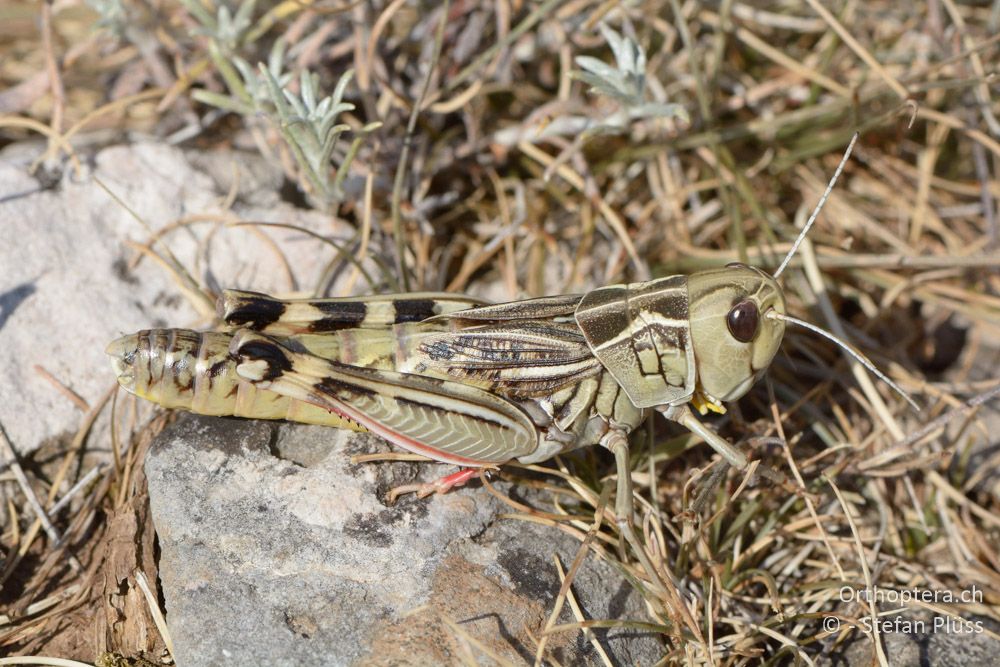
[179,0,215,31]
[215,5,236,46]
[320,124,350,163]
[228,55,370,206]
[260,64,293,118]
[282,87,309,119]
[267,39,286,77]
[233,0,257,35]
[315,96,332,118]
[316,113,338,140]
[192,89,254,115]
[599,24,633,75]
[573,71,636,104]
[627,102,690,122]
[300,70,317,113]
[288,119,321,160]
[208,41,252,104]
[328,101,354,117]
[233,56,255,83]
[318,104,354,138]
[581,122,627,139]
[574,56,622,83]
[623,70,644,98]
[331,70,355,106]
[215,1,256,51]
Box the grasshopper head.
[687,264,786,402]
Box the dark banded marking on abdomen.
[106,329,366,431]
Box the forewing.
[432,294,583,322]
[232,332,538,466]
[418,322,602,397]
[219,289,489,335]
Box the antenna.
[766,310,920,411]
[773,132,860,279]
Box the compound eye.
[726,300,760,343]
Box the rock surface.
[145,414,664,666]
[0,143,364,455]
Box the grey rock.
[146,414,665,666]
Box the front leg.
[660,404,793,489]
[660,404,748,470]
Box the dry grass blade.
[390,0,451,291]
[801,0,908,99]
[551,557,614,666]
[133,570,173,659]
[0,423,81,576]
[825,476,889,667]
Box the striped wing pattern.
[220,289,489,335]
[418,322,602,397]
[232,332,538,466]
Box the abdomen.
[107,329,365,429]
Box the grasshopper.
[107,134,915,530]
